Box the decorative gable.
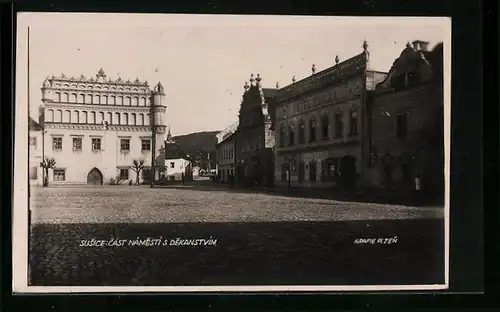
[376,42,437,92]
[238,74,277,130]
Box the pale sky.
[17,13,450,136]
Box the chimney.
[412,40,429,51]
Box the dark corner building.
[273,41,387,190]
[367,40,444,201]
[234,74,278,187]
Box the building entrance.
[87,168,103,185]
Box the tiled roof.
[29,117,43,131]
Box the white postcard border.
[13,13,451,293]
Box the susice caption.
[79,237,218,247]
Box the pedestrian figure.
[414,173,422,205]
[181,172,185,185]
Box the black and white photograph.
[13,13,451,292]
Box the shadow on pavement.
[30,218,445,286]
[151,182,443,207]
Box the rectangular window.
[29,137,37,148]
[120,139,130,151]
[119,169,129,180]
[72,137,82,151]
[396,113,408,139]
[349,110,358,135]
[321,116,329,140]
[141,139,151,151]
[335,113,343,138]
[92,138,102,151]
[142,168,151,179]
[309,119,317,143]
[289,126,295,146]
[170,162,175,168]
[279,127,285,147]
[52,137,63,150]
[29,167,37,180]
[53,169,66,181]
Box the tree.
[39,157,56,187]
[131,159,145,186]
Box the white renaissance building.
[38,68,167,185]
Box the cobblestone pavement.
[29,186,444,286]
[31,186,443,224]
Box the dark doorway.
[298,161,305,183]
[384,164,393,187]
[339,155,357,189]
[87,168,103,185]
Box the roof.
[375,41,443,92]
[216,121,239,144]
[154,81,165,94]
[262,88,278,99]
[275,52,368,102]
[29,117,43,131]
[216,131,235,148]
[164,142,188,160]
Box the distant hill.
[172,131,220,169]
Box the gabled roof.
[29,117,43,131]
[375,42,443,92]
[164,141,188,160]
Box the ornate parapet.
[276,52,368,103]
[44,122,152,132]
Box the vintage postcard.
[13,13,451,293]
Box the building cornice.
[44,122,155,132]
[44,87,151,97]
[44,102,153,113]
[276,52,368,103]
[276,139,360,156]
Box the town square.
[19,13,448,288]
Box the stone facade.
[274,42,387,189]
[38,69,167,185]
[234,74,277,187]
[216,131,236,183]
[366,41,444,196]
[29,117,44,186]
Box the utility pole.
[149,93,156,188]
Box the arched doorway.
[339,155,357,189]
[87,168,103,185]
